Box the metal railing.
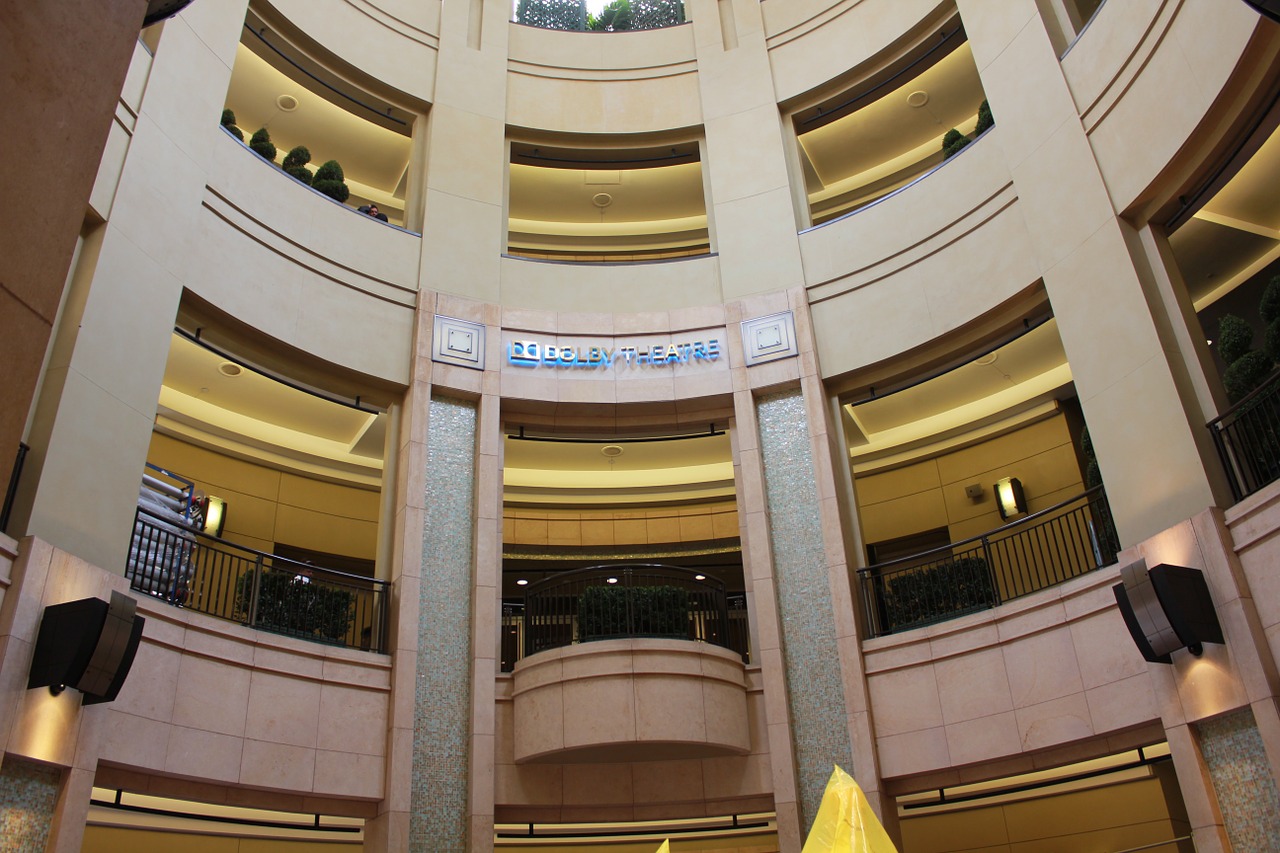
[857,487,1118,638]
[1,442,29,535]
[128,507,390,652]
[515,564,748,667]
[1208,368,1280,501]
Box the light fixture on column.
[994,477,1027,519]
[203,496,227,537]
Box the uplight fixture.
[203,496,227,537]
[994,477,1027,520]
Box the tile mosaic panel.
[0,757,61,853]
[410,396,478,852]
[1197,708,1280,851]
[756,389,853,830]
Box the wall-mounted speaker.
[1113,560,1224,664]
[27,591,145,704]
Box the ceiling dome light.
[906,90,929,108]
[276,94,300,112]
[516,578,528,586]
[601,445,624,457]
[592,192,613,208]
[218,362,243,377]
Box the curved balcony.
[521,563,746,659]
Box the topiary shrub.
[1225,350,1274,404]
[282,145,313,185]
[235,569,354,644]
[1262,276,1280,364]
[249,127,276,161]
[881,557,994,632]
[1218,314,1254,365]
[312,159,350,202]
[942,128,970,159]
[975,99,994,134]
[578,584,688,641]
[220,108,243,141]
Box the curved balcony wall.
[507,24,700,133]
[190,131,418,384]
[262,0,440,103]
[1059,0,1262,213]
[804,133,1041,380]
[763,0,951,104]
[864,562,1160,781]
[499,253,725,313]
[510,639,750,763]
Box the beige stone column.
[688,0,807,302]
[729,289,893,851]
[0,0,146,507]
[418,0,510,304]
[959,0,1226,545]
[14,0,250,571]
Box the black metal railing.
[857,487,1118,638]
[128,507,390,652]
[515,564,747,667]
[1,442,29,535]
[1208,369,1280,501]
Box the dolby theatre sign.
[507,338,721,369]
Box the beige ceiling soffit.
[1193,240,1280,312]
[851,398,1064,476]
[154,416,382,489]
[1193,209,1280,240]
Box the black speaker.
[1113,561,1224,664]
[27,591,145,704]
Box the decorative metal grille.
[631,0,684,29]
[514,0,587,31]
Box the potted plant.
[881,556,994,632]
[578,583,688,641]
[282,145,313,185]
[235,568,354,643]
[249,127,277,162]
[312,159,350,202]
[221,108,244,141]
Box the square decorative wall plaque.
[740,311,798,366]
[432,315,486,370]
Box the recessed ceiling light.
[695,574,706,581]
[906,90,929,108]
[601,445,624,457]
[592,192,613,208]
[276,94,299,112]
[606,577,618,584]
[974,352,998,366]
[218,362,243,377]
[516,578,528,586]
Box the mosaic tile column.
[410,396,478,852]
[756,388,854,828]
[1198,709,1280,849]
[0,757,61,852]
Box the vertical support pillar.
[15,0,250,570]
[959,0,1225,545]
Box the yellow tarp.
[800,766,899,853]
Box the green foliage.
[515,0,587,30]
[249,127,276,161]
[942,128,970,159]
[1218,314,1254,365]
[1225,350,1274,404]
[578,584,688,641]
[282,146,313,185]
[588,0,631,31]
[975,99,994,134]
[1262,275,1280,325]
[312,160,349,202]
[220,108,243,140]
[630,0,683,28]
[235,569,353,643]
[1266,317,1280,365]
[881,557,994,632]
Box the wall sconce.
[203,496,227,537]
[994,477,1027,519]
[27,591,145,703]
[1112,560,1225,663]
